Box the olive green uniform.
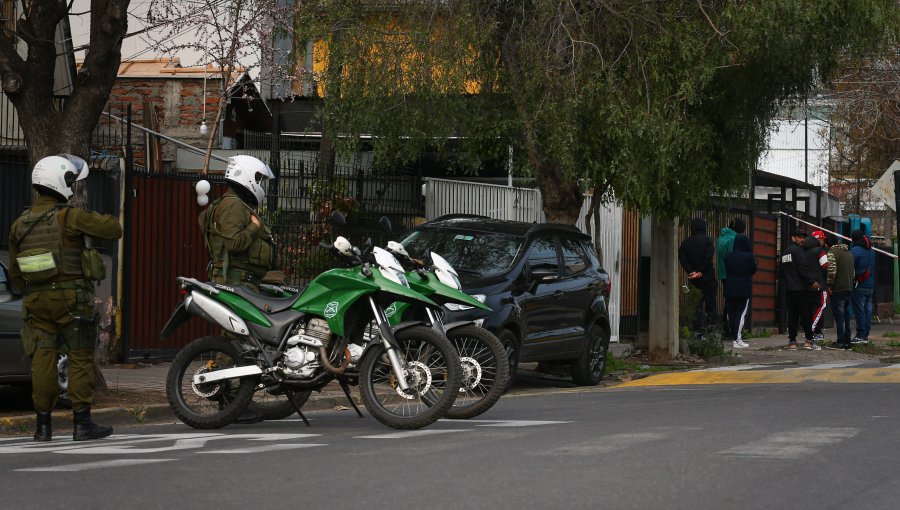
[8,195,123,413]
[199,190,275,290]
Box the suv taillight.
[602,278,611,298]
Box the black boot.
[34,412,52,442]
[72,407,113,441]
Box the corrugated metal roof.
[79,58,247,79]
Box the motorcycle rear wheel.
[359,325,462,429]
[166,336,256,429]
[444,325,509,419]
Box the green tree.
[293,0,898,223]
[0,1,130,165]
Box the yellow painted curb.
[614,368,900,387]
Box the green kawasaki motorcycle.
[160,233,463,430]
[380,240,509,419]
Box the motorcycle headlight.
[444,294,486,311]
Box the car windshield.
[401,228,525,277]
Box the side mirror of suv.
[528,266,558,292]
[530,267,558,282]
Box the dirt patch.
[93,388,168,408]
[0,388,167,420]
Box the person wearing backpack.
[7,155,122,442]
[197,155,284,424]
[198,155,280,292]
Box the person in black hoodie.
[724,234,757,348]
[679,218,717,336]
[779,229,818,350]
[803,232,828,350]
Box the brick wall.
[99,77,225,167]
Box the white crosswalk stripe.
[16,459,174,472]
[355,429,471,439]
[201,443,327,454]
[717,427,859,459]
[462,419,572,427]
[536,432,669,456]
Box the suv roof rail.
[525,223,589,237]
[429,213,491,222]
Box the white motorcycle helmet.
[32,154,89,201]
[224,155,274,206]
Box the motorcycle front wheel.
[359,325,462,429]
[166,336,256,429]
[445,325,509,419]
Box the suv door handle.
[553,290,564,298]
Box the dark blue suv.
[400,216,612,387]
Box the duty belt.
[209,266,261,285]
[26,279,90,293]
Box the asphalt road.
[2,378,899,510]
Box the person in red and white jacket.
[802,231,829,349]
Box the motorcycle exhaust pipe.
[319,347,352,375]
[186,292,250,336]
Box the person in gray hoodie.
[825,233,854,349]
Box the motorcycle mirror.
[378,216,393,234]
[386,240,409,259]
[331,210,347,227]
[334,236,354,256]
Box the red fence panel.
[125,172,226,358]
[752,214,778,326]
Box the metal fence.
[0,153,30,250]
[125,153,423,358]
[425,178,542,222]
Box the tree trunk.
[1,2,130,166]
[527,148,583,224]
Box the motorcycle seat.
[227,285,302,314]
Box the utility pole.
[804,112,809,184]
[648,216,679,360]
[893,166,900,306]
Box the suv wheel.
[570,323,610,386]
[498,329,519,393]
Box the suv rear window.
[527,236,559,272]
[559,237,589,276]
[401,228,525,277]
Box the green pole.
[893,237,899,307]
